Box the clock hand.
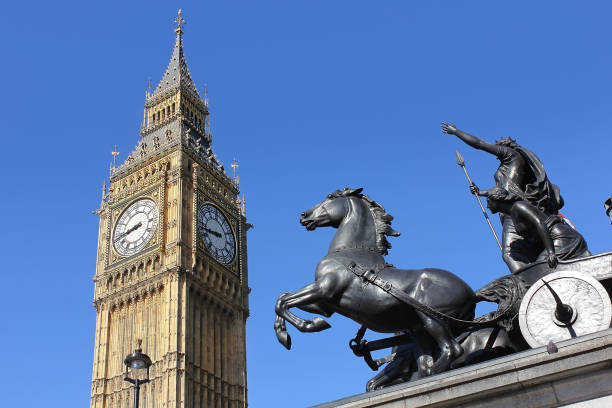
[114,222,143,242]
[127,222,143,234]
[203,226,222,238]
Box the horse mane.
[329,187,400,255]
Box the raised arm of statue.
[510,201,558,268]
[441,123,507,158]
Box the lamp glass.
[127,363,149,381]
[130,359,147,369]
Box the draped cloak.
[508,146,564,215]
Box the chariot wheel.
[519,271,612,348]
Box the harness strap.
[347,261,509,328]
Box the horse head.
[300,187,363,231]
[300,187,400,255]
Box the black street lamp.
[124,340,152,408]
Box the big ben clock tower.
[90,11,250,408]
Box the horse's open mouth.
[300,217,317,230]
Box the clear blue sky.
[1,1,612,407]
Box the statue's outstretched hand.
[546,252,558,269]
[441,123,457,135]
[469,184,480,195]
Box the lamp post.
[124,340,152,408]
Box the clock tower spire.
[91,10,249,408]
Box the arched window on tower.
[172,103,175,114]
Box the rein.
[346,261,515,329]
[331,245,380,253]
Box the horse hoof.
[276,331,292,350]
[311,317,331,331]
[417,355,434,377]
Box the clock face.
[198,204,236,264]
[113,198,159,257]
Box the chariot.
[349,251,612,380]
[274,187,612,391]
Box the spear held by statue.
[455,150,503,251]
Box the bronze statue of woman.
[485,187,590,268]
[441,123,564,273]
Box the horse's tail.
[474,275,527,330]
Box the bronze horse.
[274,187,482,377]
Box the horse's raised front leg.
[274,314,291,349]
[273,295,333,350]
[274,275,339,349]
[296,301,334,318]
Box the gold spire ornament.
[231,158,239,184]
[111,145,120,167]
[142,83,149,128]
[100,180,107,208]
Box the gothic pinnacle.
[149,9,200,101]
